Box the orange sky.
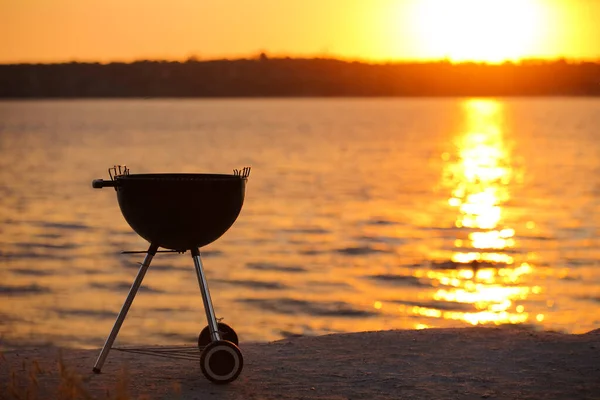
[1,0,599,64]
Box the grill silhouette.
[91,166,250,384]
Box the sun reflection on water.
[414,99,539,327]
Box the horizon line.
[3,53,600,67]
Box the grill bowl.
[111,173,246,250]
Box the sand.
[1,327,599,400]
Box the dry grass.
[0,352,148,400]
[2,355,43,400]
[56,352,95,400]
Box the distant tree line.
[1,56,599,97]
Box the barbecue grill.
[91,165,250,384]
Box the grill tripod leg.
[191,248,222,342]
[93,243,159,373]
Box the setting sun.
[1,0,599,63]
[408,0,546,63]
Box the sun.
[408,0,545,63]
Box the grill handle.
[92,179,119,189]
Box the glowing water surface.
[0,98,598,349]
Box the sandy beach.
[2,327,599,400]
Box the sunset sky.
[1,0,599,64]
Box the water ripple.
[239,297,377,318]
[367,274,430,287]
[359,235,405,245]
[0,284,51,295]
[9,268,56,276]
[283,227,329,234]
[427,260,508,270]
[15,242,78,250]
[56,309,117,319]
[336,246,387,256]
[0,250,70,260]
[363,219,398,226]
[246,262,306,273]
[213,279,287,290]
[389,299,475,312]
[90,282,164,293]
[37,221,92,231]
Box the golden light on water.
[448,100,513,264]
[410,99,538,328]
[1,99,599,347]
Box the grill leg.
[191,248,222,342]
[93,243,159,373]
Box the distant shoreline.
[2,94,600,100]
[2,57,600,98]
